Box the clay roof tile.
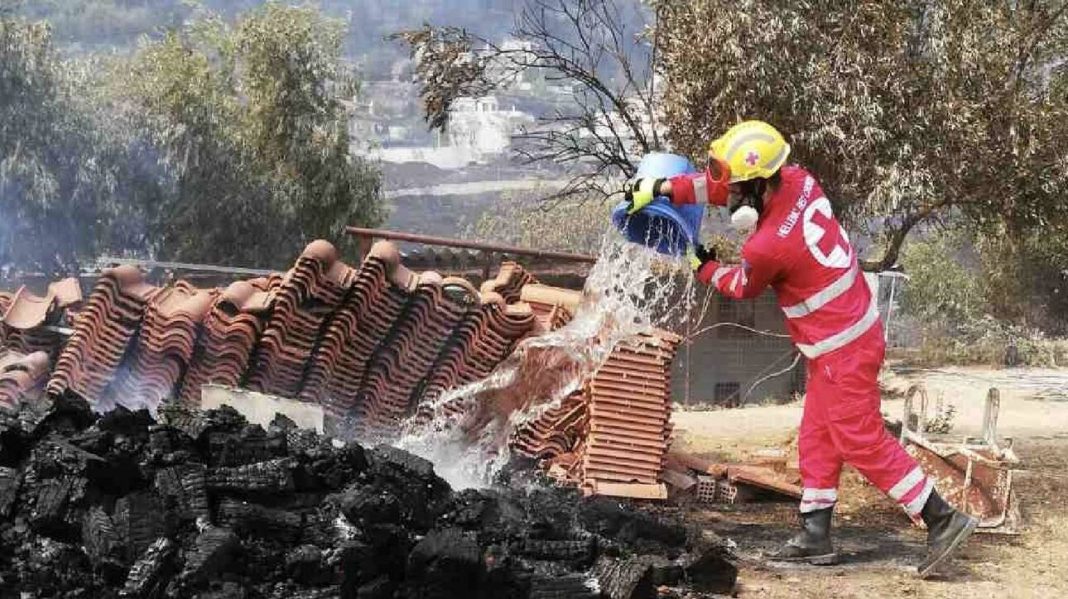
[1,287,55,330]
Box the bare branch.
[391,0,656,201]
[860,201,949,272]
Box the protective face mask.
[730,205,759,232]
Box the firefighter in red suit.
[624,121,976,577]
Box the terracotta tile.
[481,261,537,303]
[727,465,803,498]
[587,432,669,451]
[46,266,158,404]
[584,442,666,465]
[583,481,667,500]
[1,286,56,330]
[519,284,582,316]
[22,247,628,465]
[0,350,51,408]
[582,467,659,485]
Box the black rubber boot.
[917,489,978,578]
[768,507,838,565]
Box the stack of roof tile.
[355,272,472,437]
[2,325,63,357]
[106,283,216,409]
[17,243,651,475]
[411,301,494,417]
[0,351,51,410]
[508,329,681,500]
[302,246,403,422]
[581,330,680,497]
[410,289,541,426]
[482,300,540,368]
[1,279,83,326]
[247,241,357,398]
[178,281,272,407]
[47,266,159,403]
[507,293,583,463]
[510,389,589,461]
[2,286,60,356]
[0,278,82,356]
[0,286,53,331]
[0,296,7,352]
[0,243,696,500]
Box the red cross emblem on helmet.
[745,150,760,166]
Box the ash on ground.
[0,396,736,598]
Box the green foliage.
[924,396,957,435]
[899,229,1068,364]
[17,0,186,50]
[656,0,1068,272]
[16,0,529,57]
[909,316,1068,367]
[0,13,163,273]
[899,233,985,328]
[1,3,383,272]
[388,25,491,133]
[974,223,1068,333]
[110,2,383,267]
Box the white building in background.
[445,95,532,157]
[488,39,538,91]
[354,95,535,169]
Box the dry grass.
[676,434,1068,598]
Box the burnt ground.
[0,396,738,599]
[674,429,1068,598]
[4,364,1065,598]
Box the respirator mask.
[726,179,766,234]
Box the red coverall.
[671,165,933,517]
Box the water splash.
[396,225,698,489]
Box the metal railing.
[95,256,276,277]
[345,227,598,264]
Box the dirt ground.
[672,365,1068,598]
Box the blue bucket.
[611,153,705,256]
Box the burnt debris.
[0,396,736,598]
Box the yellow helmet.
[709,120,791,183]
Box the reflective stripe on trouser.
[799,325,930,516]
[800,487,838,513]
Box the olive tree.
[656,0,1068,272]
[0,12,161,274]
[2,2,385,272]
[111,2,384,268]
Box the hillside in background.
[21,1,522,77]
